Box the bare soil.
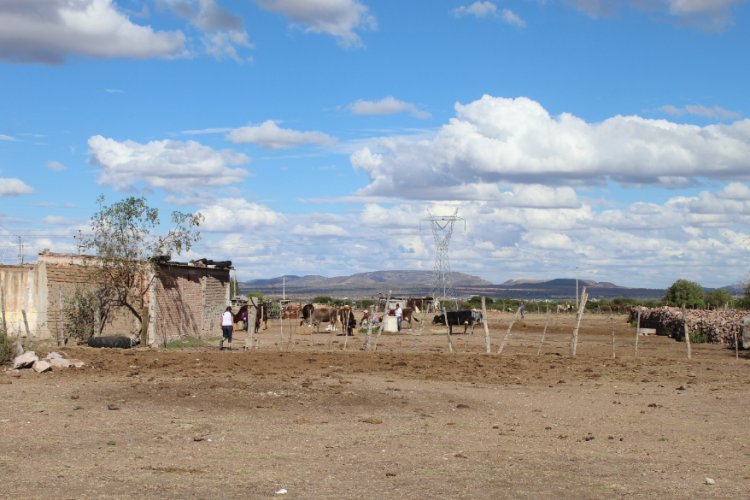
[2,312,749,499]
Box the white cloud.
[291,222,349,237]
[0,134,18,142]
[180,127,233,135]
[88,135,249,192]
[502,9,526,28]
[349,97,431,119]
[164,0,253,61]
[41,215,76,225]
[453,2,498,18]
[0,178,33,196]
[195,180,750,288]
[350,95,750,200]
[197,198,284,232]
[564,0,747,28]
[522,231,575,250]
[0,0,186,64]
[47,160,65,171]
[664,0,745,15]
[256,0,376,47]
[718,182,750,200]
[226,120,336,149]
[659,104,741,120]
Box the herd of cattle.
[233,301,485,336]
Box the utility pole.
[17,236,23,264]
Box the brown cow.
[301,304,339,332]
[389,307,420,330]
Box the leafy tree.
[312,296,333,304]
[463,296,493,309]
[736,282,750,309]
[704,289,732,309]
[82,196,203,334]
[62,286,99,342]
[664,279,704,308]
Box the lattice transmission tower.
[423,209,465,303]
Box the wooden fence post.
[481,297,491,354]
[22,309,32,350]
[498,306,520,355]
[569,287,588,357]
[682,306,692,360]
[363,305,375,352]
[0,281,7,335]
[611,316,616,359]
[372,291,391,352]
[536,311,551,356]
[634,309,641,358]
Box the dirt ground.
[2,312,749,499]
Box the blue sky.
[1,0,749,289]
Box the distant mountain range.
[241,271,671,300]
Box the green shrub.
[62,286,99,343]
[689,330,711,344]
[0,325,12,364]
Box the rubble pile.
[8,350,84,374]
[629,306,747,346]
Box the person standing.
[395,304,403,332]
[221,306,233,350]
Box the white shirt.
[395,307,402,318]
[222,311,233,326]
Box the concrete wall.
[0,265,42,338]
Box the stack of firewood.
[629,306,747,346]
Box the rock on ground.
[13,351,38,369]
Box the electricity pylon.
[423,209,465,302]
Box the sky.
[1,0,749,290]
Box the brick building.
[0,251,231,345]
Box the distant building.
[0,251,231,345]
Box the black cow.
[337,308,357,336]
[432,310,483,335]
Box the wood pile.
[629,306,748,346]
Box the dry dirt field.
[2,311,749,499]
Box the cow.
[360,310,379,327]
[234,302,268,332]
[432,310,483,335]
[390,307,420,330]
[407,297,434,314]
[337,307,357,336]
[556,303,573,313]
[300,304,339,332]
